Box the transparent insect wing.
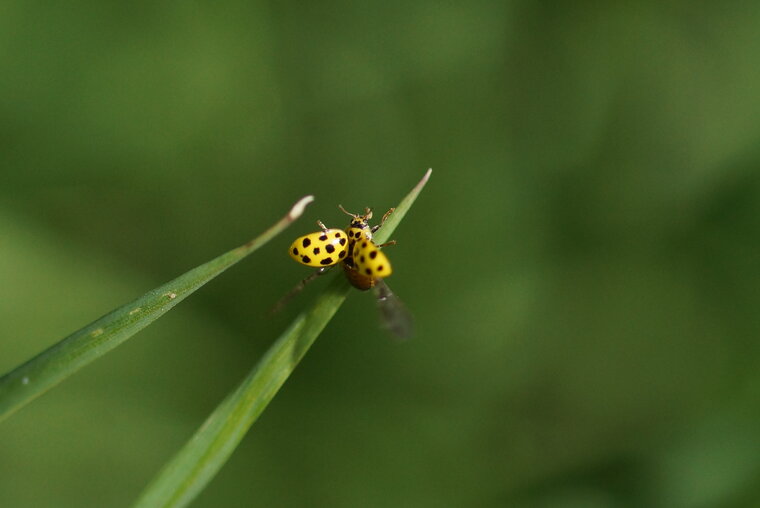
[374,280,413,339]
[352,238,392,279]
[288,229,349,267]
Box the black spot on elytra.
[362,241,368,248]
[320,257,333,265]
[292,248,298,255]
[313,247,320,255]
[369,250,377,259]
[334,232,341,238]
[339,250,346,258]
[339,238,347,246]
[360,255,365,263]
[301,256,311,263]
[319,234,328,241]
[325,244,335,254]
[302,238,311,248]
[365,268,372,275]
[377,265,384,272]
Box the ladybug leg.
[270,266,333,314]
[371,208,395,233]
[376,240,396,249]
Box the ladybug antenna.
[338,204,356,218]
[338,205,373,220]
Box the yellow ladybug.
[338,205,394,287]
[279,205,412,338]
[288,226,349,267]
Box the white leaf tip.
[414,168,432,191]
[289,195,315,220]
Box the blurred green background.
[2,2,760,507]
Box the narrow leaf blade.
[0,196,315,422]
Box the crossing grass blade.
[133,169,432,508]
[0,195,316,423]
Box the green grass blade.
[370,168,432,246]
[0,195,316,423]
[133,169,432,508]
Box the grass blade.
[0,195,315,422]
[133,169,432,508]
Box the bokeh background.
[2,2,760,507]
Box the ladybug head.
[338,205,372,228]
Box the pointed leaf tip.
[288,195,315,221]
[421,168,432,185]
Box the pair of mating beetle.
[285,205,412,338]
